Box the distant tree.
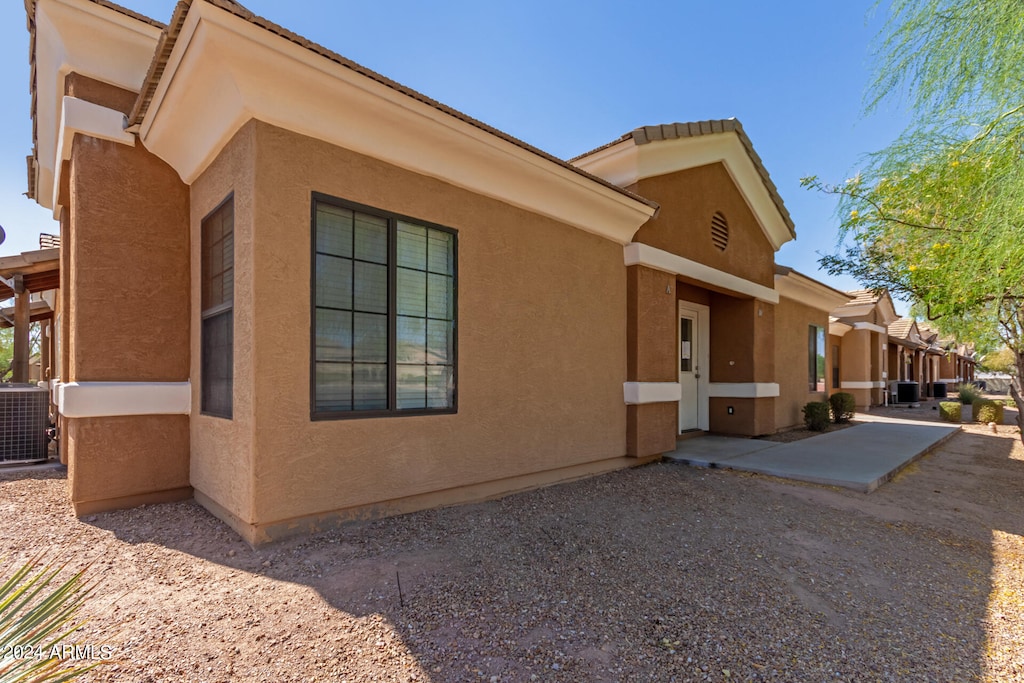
[0,323,42,383]
[804,0,1024,439]
[980,348,1018,376]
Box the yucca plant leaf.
[0,556,106,683]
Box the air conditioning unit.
[0,385,48,463]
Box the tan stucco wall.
[64,72,137,116]
[189,121,258,526]
[839,329,873,410]
[625,266,677,456]
[708,296,774,384]
[64,126,190,511]
[230,121,629,531]
[774,295,830,430]
[68,137,190,382]
[65,415,191,512]
[709,397,774,436]
[631,163,776,289]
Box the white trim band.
[52,97,136,218]
[58,381,191,418]
[623,381,682,405]
[624,242,779,303]
[708,382,779,398]
[840,381,887,390]
[853,322,888,334]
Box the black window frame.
[808,324,825,393]
[310,192,458,420]
[200,193,234,419]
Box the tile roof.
[24,0,165,196]
[887,318,916,340]
[842,289,882,306]
[570,119,795,240]
[123,0,658,213]
[38,233,59,250]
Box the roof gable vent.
[711,212,729,251]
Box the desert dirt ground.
[1,405,1022,682]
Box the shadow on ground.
[3,422,1023,681]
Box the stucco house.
[828,289,899,410]
[24,0,884,543]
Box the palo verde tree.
[803,0,1024,439]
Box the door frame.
[678,300,710,432]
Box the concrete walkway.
[664,417,961,492]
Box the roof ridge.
[569,118,795,239]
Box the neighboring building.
[773,266,851,429]
[19,0,978,544]
[829,289,899,410]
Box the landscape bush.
[802,401,831,431]
[957,383,982,405]
[938,401,962,423]
[828,392,856,423]
[973,399,1004,425]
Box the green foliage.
[973,399,1004,424]
[867,0,1024,122]
[802,401,831,431]
[980,347,1018,375]
[0,327,12,382]
[938,401,962,423]
[804,0,1024,442]
[957,383,982,405]
[0,557,104,682]
[828,392,856,423]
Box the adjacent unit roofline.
[571,119,796,252]
[127,0,658,243]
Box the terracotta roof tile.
[125,0,658,213]
[570,119,795,240]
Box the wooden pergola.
[0,248,60,383]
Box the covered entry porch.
[624,244,779,457]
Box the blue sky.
[0,0,909,299]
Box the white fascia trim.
[623,382,682,405]
[51,96,136,218]
[625,242,779,303]
[829,320,852,337]
[840,381,886,390]
[138,3,656,244]
[775,272,851,312]
[32,0,161,211]
[573,134,794,251]
[58,381,191,418]
[853,322,888,334]
[708,382,780,398]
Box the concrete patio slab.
[665,421,961,492]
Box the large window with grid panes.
[311,194,456,419]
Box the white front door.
[678,301,710,432]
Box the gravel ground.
[1,412,1022,682]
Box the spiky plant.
[0,557,105,682]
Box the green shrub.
[958,383,982,405]
[938,401,962,423]
[828,392,856,423]
[973,399,1004,424]
[802,401,831,431]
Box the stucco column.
[625,265,678,457]
[64,131,191,515]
